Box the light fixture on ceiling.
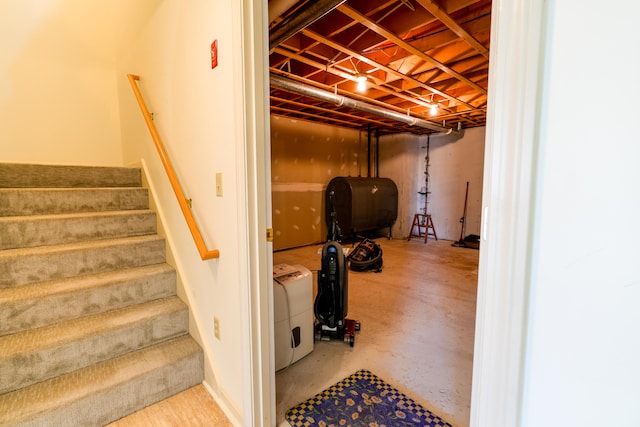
[429,94,438,116]
[355,74,367,92]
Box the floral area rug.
[285,369,453,427]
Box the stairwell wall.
[0,1,123,166]
[115,1,246,424]
[1,0,253,423]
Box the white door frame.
[238,0,274,426]
[470,0,548,426]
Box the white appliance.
[273,264,314,371]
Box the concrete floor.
[273,237,479,427]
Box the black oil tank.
[325,177,398,237]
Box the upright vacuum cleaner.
[314,191,360,347]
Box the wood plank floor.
[107,385,232,427]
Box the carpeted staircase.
[0,163,204,426]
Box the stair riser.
[0,211,157,250]
[0,302,188,395]
[0,336,203,427]
[0,188,149,217]
[0,163,141,188]
[54,351,203,427]
[0,238,166,288]
[0,267,176,336]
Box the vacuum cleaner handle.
[326,191,342,242]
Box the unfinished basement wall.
[377,133,422,239]
[271,116,366,250]
[426,127,486,241]
[379,126,486,241]
[271,116,485,247]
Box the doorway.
[248,0,543,425]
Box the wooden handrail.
[127,74,220,260]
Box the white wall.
[377,132,421,239]
[521,1,640,425]
[0,0,123,166]
[471,0,640,426]
[379,127,485,240]
[116,0,246,423]
[423,127,485,240]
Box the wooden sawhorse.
[408,213,438,243]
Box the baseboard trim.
[202,380,243,427]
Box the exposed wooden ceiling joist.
[268,0,491,135]
[414,0,489,58]
[336,4,486,95]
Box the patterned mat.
[286,369,453,427]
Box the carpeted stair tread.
[0,163,141,189]
[0,335,203,427]
[0,187,149,217]
[0,162,205,424]
[0,296,188,395]
[0,264,176,336]
[0,235,166,288]
[0,210,157,250]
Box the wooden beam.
[270,95,390,127]
[302,28,477,110]
[415,0,490,59]
[336,4,487,95]
[269,0,346,50]
[272,47,438,112]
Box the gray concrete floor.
[273,237,479,427]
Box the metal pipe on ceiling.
[270,74,458,135]
[269,0,347,51]
[268,0,299,24]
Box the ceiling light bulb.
[356,75,367,92]
[429,104,438,116]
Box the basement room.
[267,1,489,426]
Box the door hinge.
[266,228,274,242]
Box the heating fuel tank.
[325,177,398,239]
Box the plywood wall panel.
[272,184,325,250]
[271,117,365,250]
[270,116,486,247]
